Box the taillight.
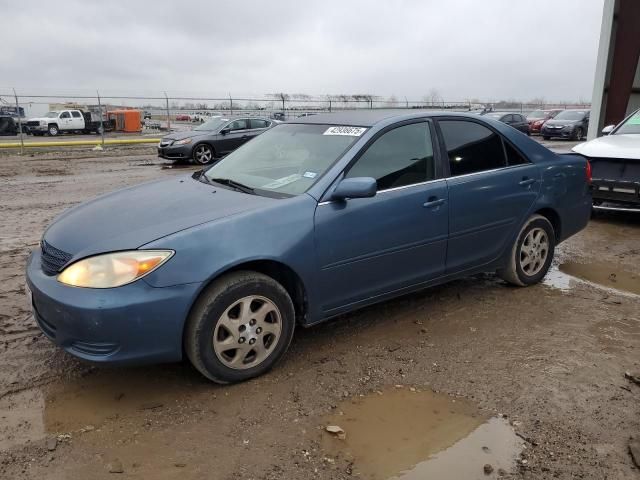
[586,160,592,184]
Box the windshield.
[614,109,640,135]
[44,112,59,118]
[527,110,546,119]
[554,110,586,121]
[204,124,364,196]
[194,117,227,131]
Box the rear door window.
[71,111,82,118]
[439,120,507,176]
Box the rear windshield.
[204,124,364,196]
[527,110,546,119]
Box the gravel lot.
[0,142,638,479]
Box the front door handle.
[519,178,536,186]
[423,197,445,208]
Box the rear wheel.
[498,214,555,287]
[185,271,296,383]
[193,143,214,165]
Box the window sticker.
[323,126,367,136]
[303,171,317,178]
[262,174,302,189]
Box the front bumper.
[541,127,574,138]
[26,249,201,365]
[157,143,193,160]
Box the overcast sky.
[0,0,605,102]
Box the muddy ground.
[0,144,638,480]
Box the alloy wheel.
[194,145,213,164]
[519,227,549,276]
[213,295,282,370]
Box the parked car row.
[470,108,590,140]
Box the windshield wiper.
[208,177,256,195]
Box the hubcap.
[194,145,212,164]
[213,295,282,370]
[519,227,549,276]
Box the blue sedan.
[26,111,592,383]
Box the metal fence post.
[328,99,332,112]
[164,91,171,130]
[229,93,233,115]
[12,88,24,155]
[96,89,105,147]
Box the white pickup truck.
[25,109,111,136]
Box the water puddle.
[559,261,640,296]
[322,387,520,479]
[0,366,208,450]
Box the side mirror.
[220,128,230,135]
[601,125,615,135]
[331,177,377,201]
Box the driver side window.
[228,119,248,131]
[60,111,71,119]
[345,122,434,191]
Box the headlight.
[40,120,47,125]
[57,250,174,288]
[174,138,192,145]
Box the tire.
[48,124,59,136]
[542,135,550,141]
[192,143,215,165]
[497,214,556,287]
[573,127,583,141]
[184,271,296,384]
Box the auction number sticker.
[323,126,367,136]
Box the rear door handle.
[519,178,536,186]
[423,197,445,208]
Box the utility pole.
[13,88,23,155]
[96,89,105,147]
[164,91,171,130]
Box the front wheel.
[48,124,59,136]
[192,143,214,165]
[573,127,583,140]
[542,135,550,141]
[185,271,296,383]
[498,214,556,287]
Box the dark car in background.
[526,109,562,135]
[158,117,274,165]
[541,110,590,140]
[483,112,530,134]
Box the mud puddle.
[0,365,208,450]
[322,387,520,479]
[559,261,640,296]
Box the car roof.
[287,109,486,127]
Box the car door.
[314,120,449,314]
[249,118,271,138]
[436,118,541,273]
[70,110,84,129]
[218,119,251,154]
[58,111,72,130]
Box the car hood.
[162,130,217,141]
[43,175,273,260]
[544,119,581,127]
[572,134,640,160]
[27,117,54,122]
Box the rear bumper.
[591,179,640,207]
[26,249,201,365]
